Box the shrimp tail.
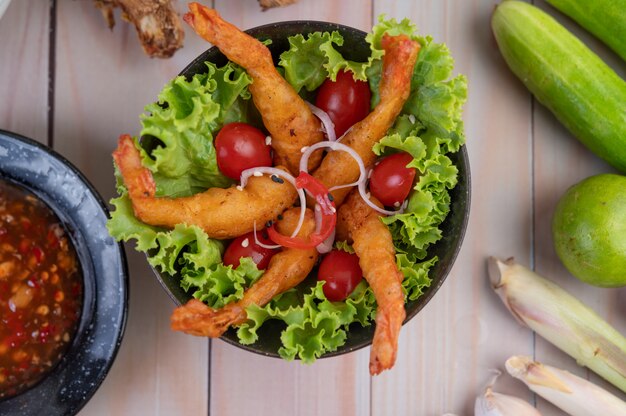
[171,299,244,338]
[112,135,156,199]
[369,303,405,375]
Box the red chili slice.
[267,172,336,249]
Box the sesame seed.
[408,114,416,124]
[241,238,249,248]
[394,201,401,208]
[331,207,336,213]
[265,136,272,145]
[236,185,243,191]
[300,146,309,153]
[366,192,371,199]
[367,170,372,179]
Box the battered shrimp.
[113,134,297,239]
[336,189,405,375]
[313,34,420,206]
[184,2,324,175]
[171,207,318,337]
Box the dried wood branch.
[258,0,299,11]
[93,0,184,58]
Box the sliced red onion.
[328,181,360,192]
[317,225,336,253]
[252,221,281,250]
[240,167,306,238]
[357,174,405,216]
[306,102,336,142]
[313,203,336,254]
[336,125,353,143]
[299,141,366,176]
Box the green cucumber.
[492,1,626,173]
[546,0,626,62]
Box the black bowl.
[153,21,471,357]
[0,130,128,415]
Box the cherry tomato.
[317,250,363,302]
[223,231,277,270]
[369,152,417,207]
[215,122,272,180]
[315,70,371,137]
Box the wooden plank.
[0,0,50,143]
[371,1,536,414]
[532,1,626,414]
[216,0,372,29]
[208,1,373,415]
[53,1,212,414]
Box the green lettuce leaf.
[279,30,383,93]
[367,15,420,50]
[238,280,377,363]
[139,61,252,197]
[399,254,437,301]
[184,257,263,309]
[107,193,161,253]
[373,129,459,259]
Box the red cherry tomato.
[315,70,371,137]
[317,250,363,302]
[223,231,277,270]
[215,122,272,180]
[369,152,417,207]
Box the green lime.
[552,174,626,287]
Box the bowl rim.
[151,19,471,359]
[0,129,129,415]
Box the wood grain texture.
[1,0,623,415]
[52,1,211,414]
[208,2,373,416]
[532,1,626,414]
[0,0,49,143]
[371,1,536,415]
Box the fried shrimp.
[183,2,324,175]
[313,34,420,206]
[113,134,297,239]
[171,208,318,337]
[336,189,405,375]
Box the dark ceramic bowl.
[0,130,128,415]
[153,21,470,357]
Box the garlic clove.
[474,369,542,416]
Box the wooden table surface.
[1,0,624,415]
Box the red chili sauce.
[0,180,82,399]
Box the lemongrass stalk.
[488,257,626,392]
[474,370,542,416]
[506,356,626,416]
